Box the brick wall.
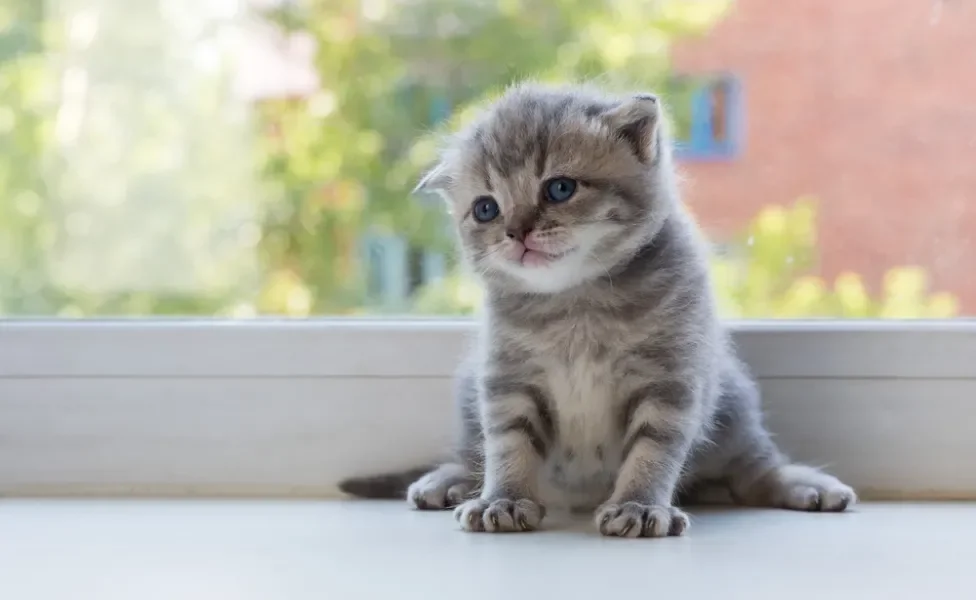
[671,0,976,310]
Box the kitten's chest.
[544,356,616,439]
[534,319,633,441]
[523,321,636,509]
[540,355,620,509]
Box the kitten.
[339,83,856,537]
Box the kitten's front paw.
[595,502,689,538]
[454,497,546,533]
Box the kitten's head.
[418,83,678,294]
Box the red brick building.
[671,0,976,311]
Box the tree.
[711,199,959,319]
[2,0,731,316]
[6,1,955,319]
[0,0,52,313]
[1,0,266,316]
[256,0,730,314]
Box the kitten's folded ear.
[412,162,452,195]
[604,93,661,164]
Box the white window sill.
[1,319,975,499]
[1,499,972,599]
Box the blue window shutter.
[429,94,451,124]
[362,232,409,308]
[421,252,446,283]
[673,74,743,161]
[689,86,713,154]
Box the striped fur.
[339,83,856,536]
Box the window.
[1,0,972,319]
[1,0,974,503]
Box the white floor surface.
[1,500,971,600]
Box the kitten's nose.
[506,225,532,242]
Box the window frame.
[1,319,974,499]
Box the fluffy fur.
[339,83,856,537]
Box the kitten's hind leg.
[718,418,857,511]
[729,458,857,512]
[407,462,478,510]
[711,359,857,512]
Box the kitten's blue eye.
[545,177,577,203]
[472,196,500,223]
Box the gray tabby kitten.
[339,83,856,537]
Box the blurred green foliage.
[0,0,959,318]
[711,199,959,319]
[1,0,265,316]
[0,0,729,316]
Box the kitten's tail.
[337,465,434,499]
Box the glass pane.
[1,0,972,318]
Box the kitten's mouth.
[519,247,576,267]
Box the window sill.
[1,499,972,598]
[1,319,974,499]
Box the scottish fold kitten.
[340,83,856,537]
